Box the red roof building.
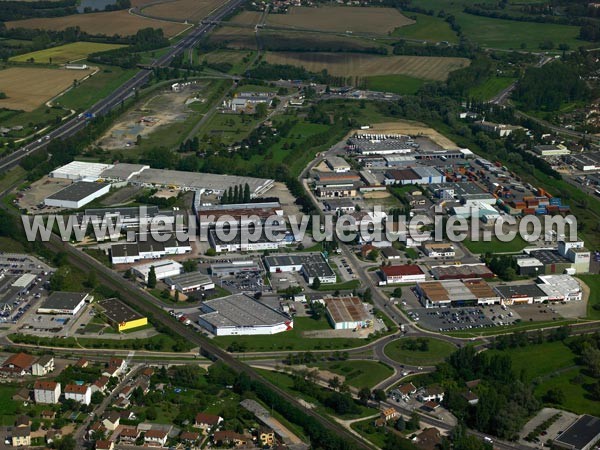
[380,265,426,284]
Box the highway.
[0,0,244,174]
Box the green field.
[490,340,577,381]
[463,235,528,254]
[534,367,600,416]
[577,274,600,319]
[0,385,18,426]
[393,12,458,43]
[469,76,516,101]
[10,41,126,64]
[56,65,137,110]
[384,337,456,365]
[214,316,369,352]
[314,361,393,389]
[364,74,424,95]
[199,111,263,145]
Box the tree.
[373,389,387,403]
[147,266,157,288]
[358,387,371,405]
[146,406,157,420]
[328,376,341,391]
[205,248,216,256]
[243,183,251,203]
[54,435,76,450]
[91,391,103,405]
[311,277,321,290]
[395,416,406,431]
[182,259,198,272]
[255,102,268,117]
[542,388,565,405]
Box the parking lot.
[330,255,355,281]
[214,270,265,294]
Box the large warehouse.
[37,292,89,315]
[197,294,293,336]
[416,279,500,308]
[164,272,215,293]
[264,253,337,284]
[324,296,372,330]
[50,161,113,180]
[131,260,183,283]
[210,260,261,277]
[44,181,111,209]
[98,298,148,332]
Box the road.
[0,0,246,174]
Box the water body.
[77,0,118,13]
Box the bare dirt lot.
[356,121,460,149]
[0,67,93,111]
[362,191,391,199]
[141,0,227,22]
[264,52,469,81]
[7,10,190,37]
[266,6,413,34]
[97,82,207,150]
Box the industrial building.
[164,272,215,293]
[208,227,294,253]
[553,415,600,450]
[98,298,148,332]
[567,152,600,171]
[379,265,426,285]
[44,181,111,209]
[226,92,273,112]
[37,292,89,315]
[49,161,274,197]
[323,296,372,330]
[534,144,571,157]
[429,264,494,280]
[197,202,283,228]
[210,260,261,277]
[326,156,351,173]
[132,260,183,283]
[537,275,583,302]
[110,236,192,264]
[84,206,164,231]
[264,253,337,284]
[384,167,445,185]
[196,294,293,336]
[474,121,522,137]
[494,283,549,305]
[415,279,500,308]
[515,257,545,276]
[422,243,456,258]
[348,136,415,155]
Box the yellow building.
[98,298,148,332]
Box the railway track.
[42,233,374,450]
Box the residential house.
[45,430,62,445]
[88,421,106,439]
[462,391,479,405]
[141,367,154,378]
[118,427,140,444]
[65,384,92,405]
[144,429,168,447]
[419,386,444,403]
[75,358,89,368]
[102,411,120,431]
[11,427,31,447]
[41,411,56,421]
[381,407,400,422]
[421,400,440,411]
[103,358,126,378]
[180,431,200,446]
[259,427,275,447]
[31,355,55,376]
[12,388,30,402]
[194,412,223,434]
[15,416,30,428]
[91,376,110,394]
[213,430,250,447]
[95,440,114,450]
[34,380,61,404]
[396,383,417,401]
[0,353,36,377]
[415,427,442,450]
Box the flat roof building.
[164,272,215,293]
[210,261,261,277]
[37,292,89,315]
[264,253,336,284]
[98,298,148,332]
[380,265,426,285]
[416,279,500,308]
[324,296,372,330]
[44,182,111,209]
[50,161,113,180]
[430,264,494,280]
[537,275,583,301]
[326,156,351,173]
[494,283,548,305]
[131,260,183,283]
[197,294,293,336]
[554,415,600,450]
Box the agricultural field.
[264,52,469,81]
[313,361,393,389]
[364,74,424,95]
[9,41,126,64]
[393,12,458,44]
[200,49,254,74]
[266,6,413,34]
[0,66,93,111]
[6,10,189,37]
[141,0,227,22]
[469,76,516,101]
